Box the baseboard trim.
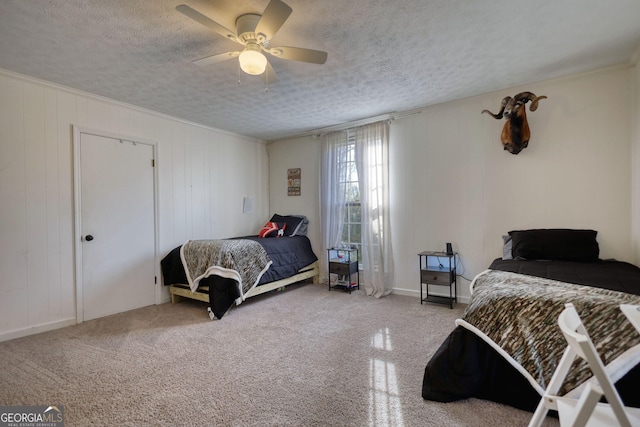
[0,318,77,343]
[391,287,420,298]
[392,286,470,304]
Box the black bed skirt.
[422,325,640,410]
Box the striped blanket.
[457,269,640,396]
[180,239,272,299]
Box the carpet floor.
[0,282,558,426]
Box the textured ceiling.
[1,0,639,141]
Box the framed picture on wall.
[288,168,301,196]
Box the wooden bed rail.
[169,261,320,304]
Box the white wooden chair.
[528,303,640,427]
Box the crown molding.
[0,67,265,144]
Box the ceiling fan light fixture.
[177,1,328,83]
[239,46,267,75]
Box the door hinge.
[151,159,155,167]
[155,276,157,284]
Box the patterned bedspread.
[180,239,272,297]
[457,269,640,396]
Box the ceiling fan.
[176,0,328,82]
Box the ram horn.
[514,92,548,111]
[481,96,511,119]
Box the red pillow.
[258,222,286,238]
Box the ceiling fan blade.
[176,5,241,44]
[268,46,328,64]
[192,51,240,66]
[254,0,292,41]
[263,62,279,84]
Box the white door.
[79,133,156,321]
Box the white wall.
[632,56,640,267]
[268,66,635,303]
[266,136,321,257]
[0,70,269,341]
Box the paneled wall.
[268,65,635,303]
[0,70,269,340]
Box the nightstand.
[418,251,457,308]
[328,247,360,293]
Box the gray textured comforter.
[180,239,272,296]
[458,269,640,396]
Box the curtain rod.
[310,108,424,139]
[269,107,424,142]
[310,114,393,139]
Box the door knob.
[85,235,94,241]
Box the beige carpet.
[0,282,559,426]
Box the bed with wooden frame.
[161,215,319,319]
[168,261,319,305]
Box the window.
[321,120,392,297]
[338,134,362,261]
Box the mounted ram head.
[482,92,547,155]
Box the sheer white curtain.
[355,121,394,297]
[320,122,394,296]
[320,130,349,283]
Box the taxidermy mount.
[482,92,547,155]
